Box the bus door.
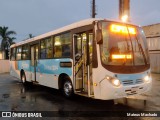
[73,32,93,97]
[30,44,39,83]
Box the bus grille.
[125,90,137,95]
[122,80,134,85]
[122,79,144,86]
[136,79,143,84]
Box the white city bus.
[10,18,152,100]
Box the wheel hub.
[64,81,72,96]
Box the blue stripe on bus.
[37,59,72,75]
[117,72,147,86]
[18,59,72,76]
[18,60,30,71]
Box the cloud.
[0,0,160,42]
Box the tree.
[22,34,34,41]
[9,37,16,44]
[29,33,34,38]
[0,26,16,59]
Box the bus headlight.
[111,78,121,87]
[143,75,150,83]
[105,76,121,87]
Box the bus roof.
[11,18,102,48]
[10,18,137,48]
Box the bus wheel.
[21,72,26,85]
[63,79,74,98]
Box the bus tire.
[21,72,26,85]
[62,78,74,98]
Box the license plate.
[131,87,138,92]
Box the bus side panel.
[17,60,31,81]
[92,45,115,99]
[10,61,20,79]
[37,59,73,89]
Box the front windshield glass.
[100,21,150,73]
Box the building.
[143,23,160,73]
[0,51,2,59]
[0,50,5,59]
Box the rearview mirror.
[96,29,103,44]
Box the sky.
[0,0,160,42]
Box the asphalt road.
[0,73,160,120]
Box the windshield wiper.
[135,35,147,65]
[126,24,147,65]
[126,24,135,66]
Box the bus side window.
[54,36,62,58]
[40,39,47,59]
[46,37,53,58]
[22,45,29,60]
[75,36,82,55]
[16,47,22,60]
[11,48,16,60]
[54,32,71,58]
[62,44,71,57]
[62,33,71,57]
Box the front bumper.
[99,80,152,100]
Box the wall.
[147,37,160,50]
[0,51,5,60]
[149,51,160,73]
[143,23,160,73]
[0,60,10,73]
[0,52,2,59]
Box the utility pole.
[91,0,96,18]
[119,0,130,22]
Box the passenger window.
[89,33,93,57]
[54,36,62,57]
[54,33,71,58]
[40,40,46,59]
[46,38,53,58]
[11,48,16,60]
[16,47,22,60]
[40,37,53,59]
[75,35,82,55]
[22,45,29,60]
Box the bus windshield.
[100,21,150,73]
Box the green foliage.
[0,26,16,51]
[29,34,34,38]
[0,26,16,59]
